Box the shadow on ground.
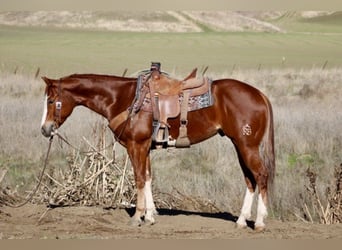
[124,207,255,229]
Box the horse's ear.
[41,76,52,86]
[183,68,197,81]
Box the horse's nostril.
[41,125,51,137]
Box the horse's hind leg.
[235,145,269,231]
[237,187,255,228]
[235,147,257,229]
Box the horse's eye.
[48,99,54,105]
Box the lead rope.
[4,136,54,208]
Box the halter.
[53,80,63,127]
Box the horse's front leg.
[144,155,158,224]
[126,141,154,226]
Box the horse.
[40,69,275,232]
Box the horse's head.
[40,76,75,137]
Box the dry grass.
[3,11,341,34]
[0,10,281,34]
[299,164,342,224]
[183,11,283,32]
[3,11,340,33]
[1,67,341,223]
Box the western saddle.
[132,63,213,148]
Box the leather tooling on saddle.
[132,63,213,149]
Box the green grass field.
[1,25,342,78]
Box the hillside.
[0,11,341,33]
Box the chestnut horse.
[41,69,275,231]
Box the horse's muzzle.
[41,121,55,138]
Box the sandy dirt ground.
[1,204,342,239]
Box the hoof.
[254,225,266,232]
[152,209,159,216]
[145,218,156,225]
[128,218,143,227]
[236,223,247,229]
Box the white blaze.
[41,95,48,127]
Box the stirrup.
[152,121,169,145]
[175,124,190,148]
[152,120,160,141]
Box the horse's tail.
[260,94,276,204]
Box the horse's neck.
[71,77,136,121]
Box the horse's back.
[212,78,268,112]
[213,78,266,101]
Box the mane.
[60,73,137,81]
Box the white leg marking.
[41,94,48,127]
[144,179,157,224]
[255,193,268,228]
[236,188,254,227]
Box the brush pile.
[0,169,23,208]
[37,122,137,208]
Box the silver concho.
[56,101,62,110]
